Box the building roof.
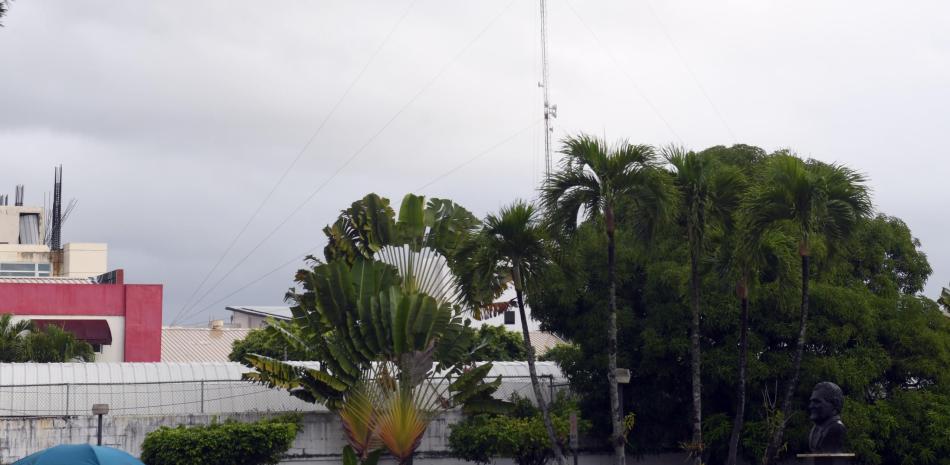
[528,331,568,357]
[225,305,293,320]
[0,277,96,284]
[160,327,252,363]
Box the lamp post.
[614,368,631,422]
[92,404,109,446]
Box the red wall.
[0,283,163,362]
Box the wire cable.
[171,0,420,325]
[174,0,518,325]
[644,0,737,142]
[416,118,543,192]
[562,0,684,145]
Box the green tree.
[0,314,32,362]
[542,135,672,465]
[229,320,309,364]
[246,193,501,464]
[745,154,872,465]
[665,147,745,461]
[939,285,949,312]
[23,324,95,362]
[468,325,528,361]
[460,201,566,464]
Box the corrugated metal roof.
[0,277,95,284]
[528,331,567,357]
[161,327,252,363]
[225,306,293,320]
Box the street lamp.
[614,368,630,420]
[92,404,109,446]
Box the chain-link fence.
[0,375,569,417]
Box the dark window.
[0,263,36,271]
[504,310,516,325]
[38,263,51,271]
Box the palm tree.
[665,148,745,463]
[542,135,673,465]
[745,154,871,465]
[939,285,950,313]
[0,314,33,362]
[461,200,566,464]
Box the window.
[0,263,53,277]
[91,344,103,353]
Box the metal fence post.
[200,381,205,413]
[65,384,70,416]
[548,375,554,403]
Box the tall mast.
[540,0,556,178]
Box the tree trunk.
[688,228,703,463]
[513,264,566,465]
[606,208,625,465]
[726,280,749,465]
[763,253,810,465]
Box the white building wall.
[63,243,108,278]
[10,315,125,363]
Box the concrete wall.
[0,244,50,265]
[0,282,163,362]
[0,411,689,465]
[229,312,268,329]
[63,243,107,278]
[0,206,44,246]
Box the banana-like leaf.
[375,387,430,464]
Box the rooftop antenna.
[540,0,557,178]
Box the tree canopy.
[532,145,949,465]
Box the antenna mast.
[540,0,556,178]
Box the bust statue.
[807,382,847,453]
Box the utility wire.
[171,0,420,325]
[174,0,518,325]
[562,0,684,145]
[180,117,541,325]
[416,118,543,191]
[644,0,737,142]
[178,247,319,326]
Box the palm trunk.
[606,208,625,465]
[513,264,566,465]
[763,253,810,465]
[726,280,749,465]
[688,228,703,463]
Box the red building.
[0,270,163,362]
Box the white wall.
[63,243,108,278]
[11,315,125,363]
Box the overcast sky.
[1,1,947,325]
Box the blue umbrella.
[13,445,144,465]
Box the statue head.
[809,381,844,424]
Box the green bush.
[140,415,300,465]
[449,394,587,465]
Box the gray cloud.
[1,0,947,325]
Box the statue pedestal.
[796,453,856,465]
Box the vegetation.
[244,194,505,464]
[533,143,947,465]
[140,415,300,465]
[449,394,588,465]
[459,200,565,463]
[228,320,309,364]
[0,315,95,362]
[541,135,672,465]
[467,324,529,361]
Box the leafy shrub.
[449,394,587,465]
[140,415,300,465]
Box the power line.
[180,118,542,325]
[171,0,420,324]
[174,0,518,324]
[416,118,543,192]
[644,0,737,142]
[562,0,684,145]
[178,247,319,326]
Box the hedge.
[140,415,300,465]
